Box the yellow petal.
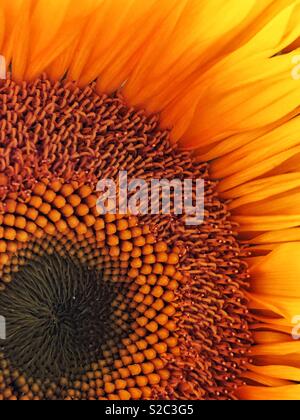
[243,371,292,387]
[218,144,300,193]
[181,49,300,148]
[248,292,300,322]
[236,384,300,400]
[249,244,300,297]
[232,215,300,231]
[250,228,300,245]
[249,364,300,381]
[212,117,300,180]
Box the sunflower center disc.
[0,253,125,380]
[0,75,252,400]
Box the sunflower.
[0,0,300,401]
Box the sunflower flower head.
[0,0,300,401]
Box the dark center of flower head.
[0,253,126,381]
[0,74,252,400]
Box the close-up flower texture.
[0,0,300,402]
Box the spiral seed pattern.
[0,75,251,400]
